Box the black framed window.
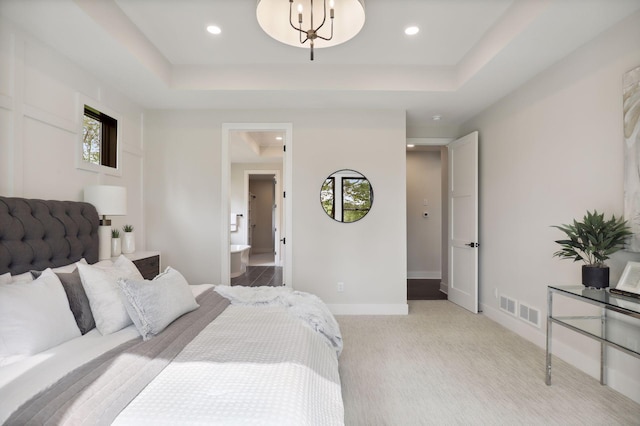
[83,105,117,168]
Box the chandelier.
[257,0,366,61]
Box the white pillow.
[118,267,199,340]
[28,258,88,280]
[51,259,87,273]
[94,258,118,268]
[77,255,144,335]
[0,269,81,366]
[8,272,34,284]
[1,260,88,286]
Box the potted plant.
[111,228,121,257]
[552,210,632,288]
[122,224,135,254]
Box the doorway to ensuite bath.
[247,172,279,267]
[231,170,283,287]
[222,123,292,287]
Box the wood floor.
[230,265,283,287]
[407,278,447,300]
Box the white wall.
[406,150,442,279]
[0,17,145,248]
[230,163,282,247]
[461,11,640,403]
[144,109,407,314]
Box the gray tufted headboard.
[0,197,99,275]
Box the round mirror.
[320,169,373,223]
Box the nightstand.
[121,251,161,280]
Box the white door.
[448,131,479,313]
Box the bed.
[0,196,344,425]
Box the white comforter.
[114,303,344,425]
[214,285,343,356]
[0,285,212,425]
[1,285,344,425]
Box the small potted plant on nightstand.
[122,224,135,254]
[111,228,121,257]
[552,210,631,288]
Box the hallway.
[407,279,447,300]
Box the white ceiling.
[2,0,640,136]
[230,130,284,164]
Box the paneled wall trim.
[0,17,146,250]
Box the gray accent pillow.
[118,267,199,340]
[31,268,96,334]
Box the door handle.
[465,242,479,248]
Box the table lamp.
[84,185,127,260]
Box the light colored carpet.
[336,301,640,426]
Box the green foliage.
[83,114,101,165]
[321,178,335,218]
[111,229,120,238]
[123,224,134,233]
[321,177,372,222]
[552,210,632,267]
[342,178,372,222]
[342,178,371,209]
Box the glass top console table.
[546,285,640,386]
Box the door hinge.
[283,145,286,152]
[283,191,286,198]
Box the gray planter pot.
[582,265,609,288]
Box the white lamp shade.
[84,185,127,216]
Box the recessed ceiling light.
[206,25,221,35]
[407,144,415,148]
[432,115,442,121]
[405,26,419,36]
[276,136,283,141]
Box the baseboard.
[440,280,448,294]
[328,303,409,315]
[481,302,640,404]
[482,302,547,346]
[407,270,441,279]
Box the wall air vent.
[518,302,541,328]
[499,295,517,316]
